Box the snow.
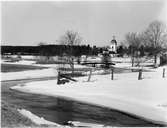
[86,56,102,62]
[112,57,131,63]
[80,56,102,63]
[1,60,37,66]
[1,60,92,81]
[18,109,59,126]
[73,64,91,69]
[11,66,167,125]
[1,68,58,81]
[112,57,155,63]
[113,63,152,70]
[113,63,132,69]
[20,55,35,60]
[67,121,105,127]
[18,108,109,127]
[1,64,93,81]
[1,59,91,68]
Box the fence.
[85,66,166,82]
[57,65,166,85]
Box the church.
[108,36,117,54]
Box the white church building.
[108,36,117,54]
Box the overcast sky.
[1,1,167,46]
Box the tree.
[117,44,127,57]
[37,42,52,64]
[125,32,142,67]
[59,30,82,74]
[101,51,111,69]
[143,21,167,66]
[139,45,145,57]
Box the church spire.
[111,35,117,45]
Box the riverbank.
[2,62,167,127]
[11,65,167,126]
[1,78,60,128]
[2,78,161,127]
[1,100,38,127]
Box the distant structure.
[108,36,117,54]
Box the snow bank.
[112,57,131,63]
[74,64,90,69]
[1,59,91,69]
[2,60,36,66]
[18,108,109,127]
[1,65,92,82]
[14,60,36,65]
[18,109,59,126]
[11,66,167,125]
[112,57,154,63]
[1,68,58,81]
[113,63,132,69]
[67,121,105,127]
[20,55,35,60]
[86,56,102,62]
[1,59,57,67]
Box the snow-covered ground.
[112,57,131,63]
[1,59,92,68]
[19,55,35,60]
[1,59,92,81]
[1,60,36,66]
[112,57,156,63]
[1,56,154,81]
[1,68,58,81]
[18,109,60,126]
[1,56,155,69]
[113,63,152,70]
[11,65,167,125]
[1,59,59,68]
[18,109,109,128]
[1,61,145,81]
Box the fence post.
[163,68,165,78]
[87,69,92,82]
[57,71,60,84]
[111,68,114,80]
[138,69,142,80]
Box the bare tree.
[143,21,167,66]
[125,32,142,67]
[59,30,82,74]
[36,42,51,64]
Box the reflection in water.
[55,99,74,124]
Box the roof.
[111,39,117,45]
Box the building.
[108,36,117,54]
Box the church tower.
[109,36,117,53]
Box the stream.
[1,78,162,127]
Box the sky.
[1,0,167,46]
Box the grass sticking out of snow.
[1,100,38,127]
[18,109,60,126]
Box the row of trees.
[124,21,167,67]
[2,21,166,71]
[1,44,99,56]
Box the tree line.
[1,44,100,56]
[119,20,167,67]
